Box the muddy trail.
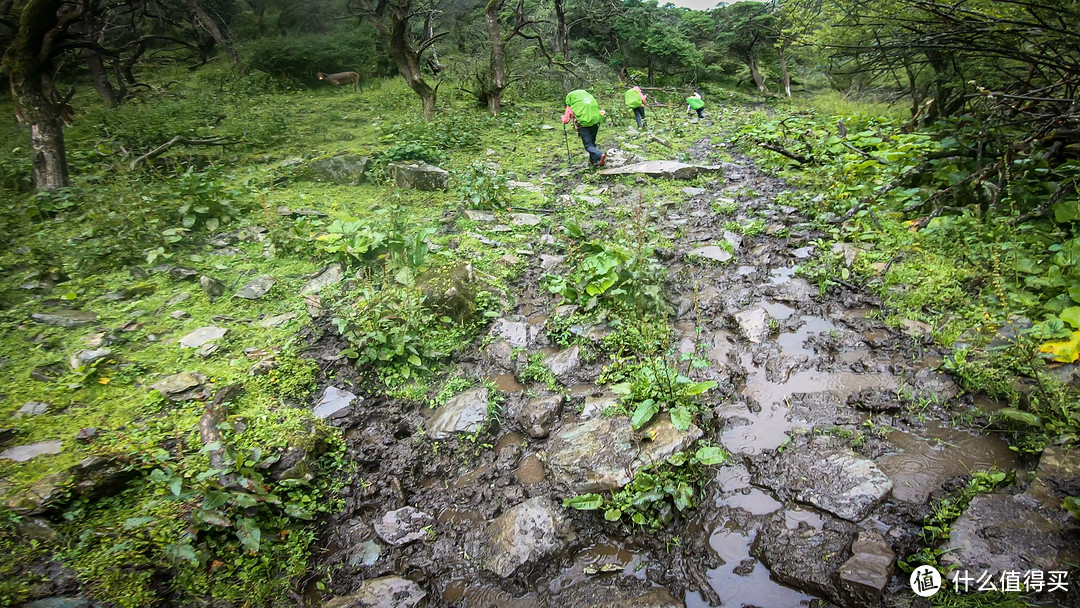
[306,134,1077,608]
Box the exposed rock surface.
[597,160,722,180]
[544,346,581,383]
[752,512,856,601]
[837,530,894,607]
[313,386,360,420]
[321,576,426,608]
[308,153,370,185]
[510,213,542,226]
[427,388,489,439]
[31,310,98,328]
[259,312,297,329]
[481,497,569,578]
[199,275,225,298]
[373,506,434,546]
[388,161,449,191]
[687,245,733,263]
[558,580,684,608]
[301,264,344,295]
[178,327,227,348]
[234,275,275,299]
[544,415,702,493]
[0,440,64,462]
[68,348,111,370]
[517,395,564,438]
[748,436,892,522]
[417,262,478,322]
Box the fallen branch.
[757,142,815,165]
[130,135,237,169]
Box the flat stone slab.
[234,275,275,299]
[322,576,426,608]
[31,310,98,328]
[837,530,894,607]
[482,497,568,578]
[687,246,733,263]
[0,440,64,462]
[464,210,495,222]
[749,437,892,522]
[69,348,111,370]
[598,160,722,180]
[259,312,297,329]
[388,161,449,191]
[374,506,434,546]
[179,326,227,348]
[941,492,1080,577]
[300,264,343,295]
[427,388,489,439]
[734,308,770,343]
[491,318,528,347]
[15,402,50,418]
[752,511,856,602]
[510,213,542,226]
[150,372,205,395]
[544,414,702,494]
[312,386,359,420]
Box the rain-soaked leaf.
[631,399,659,430]
[564,493,604,510]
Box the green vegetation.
[564,444,728,529]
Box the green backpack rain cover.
[624,89,643,109]
[687,96,705,110]
[566,90,602,127]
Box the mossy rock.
[417,261,478,323]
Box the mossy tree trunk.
[2,0,75,192]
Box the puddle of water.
[443,579,466,603]
[514,454,546,485]
[775,315,837,358]
[452,465,491,489]
[760,300,796,320]
[769,266,797,285]
[685,528,815,608]
[495,432,525,455]
[488,374,525,392]
[437,507,484,525]
[783,506,825,530]
[568,383,597,398]
[724,353,898,454]
[877,420,1019,504]
[546,541,646,595]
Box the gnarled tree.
[351,0,443,120]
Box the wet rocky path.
[312,134,1078,608]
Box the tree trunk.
[185,0,240,67]
[778,40,791,97]
[747,55,769,94]
[554,0,569,62]
[486,0,506,115]
[648,55,655,86]
[85,48,120,107]
[2,0,71,192]
[388,2,436,121]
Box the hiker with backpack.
[562,89,607,167]
[686,91,705,120]
[625,86,647,129]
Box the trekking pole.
[561,122,572,167]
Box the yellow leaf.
[1040,331,1080,363]
[98,377,111,384]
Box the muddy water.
[878,421,1019,504]
[685,528,815,608]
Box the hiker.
[625,86,647,129]
[686,92,705,119]
[562,89,607,167]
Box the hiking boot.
[597,153,607,167]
